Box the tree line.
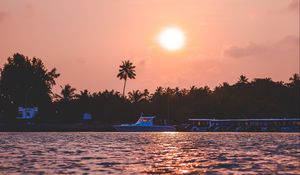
[0,53,299,124]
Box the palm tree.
[237,75,249,84]
[128,90,144,103]
[55,84,77,102]
[288,73,300,87]
[117,60,136,97]
[76,89,91,100]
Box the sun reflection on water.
[162,131,179,134]
[0,132,299,174]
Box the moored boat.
[113,116,176,132]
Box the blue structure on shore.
[17,107,38,120]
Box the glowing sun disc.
[158,27,186,51]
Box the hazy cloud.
[24,3,35,17]
[224,42,267,58]
[136,56,152,70]
[287,0,299,13]
[280,35,299,46]
[224,35,299,59]
[0,11,7,23]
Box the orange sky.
[0,0,299,93]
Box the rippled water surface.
[0,132,299,174]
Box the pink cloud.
[224,42,267,58]
[224,35,299,59]
[287,0,299,13]
[0,11,7,23]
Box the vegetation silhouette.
[117,60,136,97]
[0,53,59,121]
[0,53,299,124]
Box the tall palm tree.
[117,60,136,97]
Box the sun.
[158,27,186,51]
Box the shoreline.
[0,123,115,132]
[0,123,299,132]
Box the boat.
[185,118,300,132]
[113,115,176,132]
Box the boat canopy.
[135,116,155,126]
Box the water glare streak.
[0,132,299,174]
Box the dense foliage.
[0,53,299,124]
[0,53,59,121]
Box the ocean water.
[0,132,299,174]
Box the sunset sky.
[0,0,299,93]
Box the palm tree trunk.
[122,78,127,97]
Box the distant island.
[0,53,299,131]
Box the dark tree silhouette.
[288,73,300,87]
[117,60,136,97]
[77,89,91,99]
[287,74,300,117]
[0,54,299,124]
[54,84,79,122]
[128,90,145,103]
[237,75,249,84]
[55,84,77,102]
[0,53,59,120]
